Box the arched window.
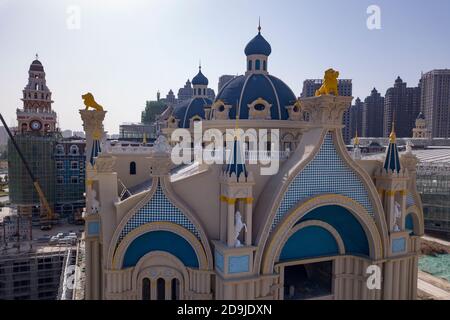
[203,88,206,95]
[129,161,136,175]
[142,278,151,300]
[56,145,65,155]
[248,60,252,71]
[69,145,79,155]
[263,60,267,71]
[255,60,261,70]
[171,278,180,300]
[157,278,165,300]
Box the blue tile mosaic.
[271,133,375,232]
[117,181,200,247]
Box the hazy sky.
[1,0,449,134]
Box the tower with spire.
[192,63,209,98]
[244,19,271,76]
[17,55,57,133]
[375,122,410,254]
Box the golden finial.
[389,121,397,143]
[143,132,147,144]
[354,129,360,146]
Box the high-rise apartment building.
[383,77,421,137]
[420,69,450,138]
[362,88,385,137]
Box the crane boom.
[0,113,55,226]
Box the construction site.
[415,148,450,239]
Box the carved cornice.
[298,95,353,127]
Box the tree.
[141,100,167,124]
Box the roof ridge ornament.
[258,17,261,34]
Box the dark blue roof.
[173,97,212,128]
[192,69,209,86]
[215,74,296,120]
[30,59,44,72]
[225,139,248,182]
[383,142,401,173]
[417,112,425,120]
[244,32,272,56]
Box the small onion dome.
[192,67,209,86]
[244,30,272,56]
[30,59,44,72]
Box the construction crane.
[0,113,56,230]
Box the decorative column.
[79,98,107,300]
[213,138,256,299]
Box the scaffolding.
[7,133,57,219]
[416,161,450,238]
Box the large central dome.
[215,27,296,120]
[215,74,296,120]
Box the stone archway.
[260,195,383,275]
[134,251,188,300]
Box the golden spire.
[389,121,397,143]
[354,129,360,146]
[143,132,147,144]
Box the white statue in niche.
[234,211,247,247]
[89,188,100,214]
[393,201,402,232]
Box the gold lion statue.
[82,92,104,111]
[315,68,339,96]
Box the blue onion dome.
[215,74,296,120]
[244,29,272,56]
[192,67,209,86]
[30,59,44,72]
[172,97,212,128]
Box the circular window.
[254,104,265,111]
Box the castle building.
[80,26,424,300]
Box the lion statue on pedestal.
[315,68,340,96]
[82,92,104,111]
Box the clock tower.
[17,55,57,134]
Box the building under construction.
[0,247,68,300]
[8,134,57,222]
[7,57,85,225]
[414,148,450,239]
